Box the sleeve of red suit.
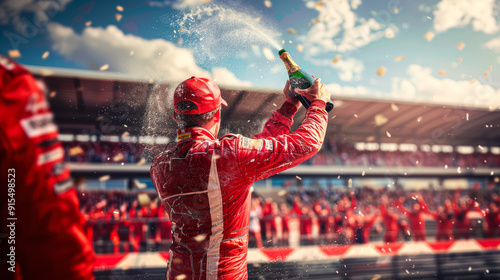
[235,99,328,183]
[0,55,95,280]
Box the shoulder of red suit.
[219,133,241,141]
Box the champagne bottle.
[279,49,334,112]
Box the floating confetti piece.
[277,190,287,196]
[478,145,484,150]
[113,153,125,162]
[313,18,320,24]
[394,7,399,14]
[264,0,272,8]
[457,42,465,50]
[458,57,462,63]
[121,131,130,138]
[417,116,422,122]
[99,64,109,71]
[391,103,399,111]
[98,175,111,182]
[484,72,489,77]
[49,91,57,98]
[115,13,122,22]
[286,28,298,34]
[457,167,461,174]
[297,44,304,52]
[489,66,493,70]
[193,234,207,242]
[376,66,387,77]
[133,179,147,189]
[424,31,435,42]
[296,176,302,180]
[466,113,469,121]
[354,114,358,118]
[386,131,392,137]
[85,21,92,26]
[177,38,183,44]
[385,29,395,38]
[137,193,151,206]
[130,50,134,56]
[42,51,50,59]
[69,146,84,156]
[316,1,324,10]
[374,114,388,126]
[179,28,186,33]
[262,47,275,60]
[272,103,277,107]
[371,275,382,280]
[8,49,21,58]
[362,171,365,176]
[438,70,448,76]
[116,5,124,12]
[331,54,343,64]
[136,158,146,165]
[460,74,466,78]
[394,56,405,62]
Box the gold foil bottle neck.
[279,51,301,73]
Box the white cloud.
[392,64,500,108]
[148,0,208,9]
[46,23,251,86]
[0,0,72,35]
[483,37,500,52]
[326,83,369,96]
[212,68,252,87]
[332,57,364,81]
[302,0,398,54]
[433,0,499,34]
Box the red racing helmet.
[174,76,227,115]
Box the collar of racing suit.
[176,126,216,142]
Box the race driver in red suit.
[150,76,330,279]
[0,55,95,279]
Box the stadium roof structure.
[30,66,500,147]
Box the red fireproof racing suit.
[150,99,328,279]
[0,55,95,279]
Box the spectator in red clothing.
[314,196,331,240]
[249,198,263,249]
[396,194,428,241]
[477,198,500,238]
[347,212,378,244]
[380,196,400,243]
[279,203,291,245]
[453,193,476,239]
[424,199,455,241]
[262,197,275,242]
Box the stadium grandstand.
[31,66,500,279]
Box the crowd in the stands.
[62,140,500,168]
[79,185,500,253]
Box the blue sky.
[1,0,499,107]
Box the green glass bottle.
[279,49,334,112]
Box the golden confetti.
[121,131,130,138]
[417,116,422,122]
[315,1,324,10]
[296,176,302,180]
[371,275,382,280]
[424,31,435,42]
[133,179,147,189]
[98,175,111,182]
[366,136,375,142]
[175,274,187,280]
[99,64,109,71]
[286,28,298,34]
[484,72,489,77]
[489,66,493,70]
[297,44,304,52]
[264,0,272,8]
[394,7,399,14]
[137,193,150,207]
[385,29,395,38]
[179,28,186,33]
[177,37,183,44]
[69,146,84,156]
[115,13,122,22]
[85,21,92,26]
[458,57,462,63]
[438,70,448,76]
[42,51,50,59]
[116,5,124,12]
[277,190,287,196]
[460,74,466,78]
[112,153,125,162]
[374,114,388,126]
[49,91,57,98]
[470,79,477,84]
[354,114,358,118]
[331,54,343,64]
[136,158,146,165]
[40,68,54,76]
[313,18,320,24]
[376,66,387,77]
[391,103,399,111]
[148,78,154,84]
[130,50,134,56]
[394,56,405,62]
[457,42,465,50]
[386,131,392,138]
[193,234,207,242]
[8,49,21,58]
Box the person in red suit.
[0,55,94,279]
[346,211,378,244]
[423,199,455,241]
[150,76,330,279]
[396,194,428,241]
[476,194,500,238]
[453,192,476,240]
[380,195,400,243]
